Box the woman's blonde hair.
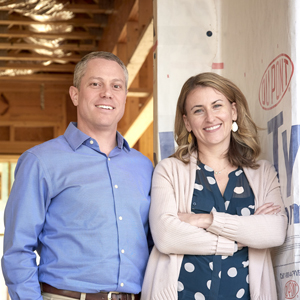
[171,72,260,168]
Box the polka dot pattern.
[225,201,230,210]
[207,280,211,289]
[211,206,217,213]
[204,165,214,172]
[236,288,245,298]
[242,260,249,268]
[234,243,238,252]
[234,186,244,194]
[177,162,252,300]
[241,207,251,216]
[194,292,205,300]
[184,262,195,272]
[228,267,238,277]
[178,281,184,292]
[195,183,203,191]
[207,177,216,185]
[235,170,243,176]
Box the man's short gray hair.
[73,51,128,90]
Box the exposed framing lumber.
[98,0,137,52]
[0,74,73,82]
[0,4,115,14]
[0,43,97,52]
[0,31,97,40]
[0,54,81,62]
[124,96,153,147]
[0,19,106,28]
[0,64,75,72]
[127,19,153,87]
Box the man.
[2,51,153,300]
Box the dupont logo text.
[285,280,299,299]
[259,53,294,110]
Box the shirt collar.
[64,122,131,152]
[116,131,130,153]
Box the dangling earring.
[188,132,193,143]
[232,121,238,133]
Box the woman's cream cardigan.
[141,153,287,300]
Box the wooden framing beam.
[0,19,106,28]
[0,43,97,52]
[0,74,73,82]
[127,19,153,87]
[0,82,71,91]
[0,141,43,154]
[0,64,75,72]
[0,54,81,62]
[0,30,97,40]
[98,0,137,52]
[0,0,154,159]
[0,4,115,14]
[127,88,151,98]
[124,96,153,147]
[64,4,115,14]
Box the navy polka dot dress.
[177,162,254,300]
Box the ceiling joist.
[0,19,106,28]
[0,0,155,162]
[0,54,81,62]
[0,4,115,14]
[0,64,75,72]
[0,30,98,40]
[0,43,97,52]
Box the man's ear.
[69,86,79,106]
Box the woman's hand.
[254,202,281,215]
[178,212,213,229]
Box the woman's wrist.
[199,213,213,229]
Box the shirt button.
[108,157,111,161]
[90,140,94,144]
[193,202,196,205]
[114,185,118,189]
[121,249,125,253]
[119,216,123,220]
[120,283,124,287]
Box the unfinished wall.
[154,0,298,298]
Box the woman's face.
[183,86,237,152]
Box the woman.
[141,73,287,300]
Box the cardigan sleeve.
[149,158,235,256]
[206,160,287,249]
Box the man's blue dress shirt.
[1,122,153,300]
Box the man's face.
[69,58,127,135]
